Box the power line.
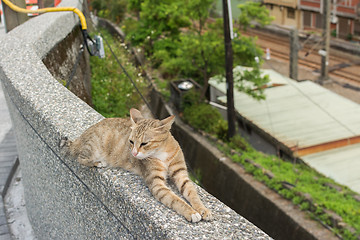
[99,32,155,116]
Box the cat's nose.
[132,150,138,157]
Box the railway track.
[243,29,360,85]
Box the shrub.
[183,103,227,139]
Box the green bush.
[228,134,249,151]
[183,103,228,139]
[91,0,127,23]
[181,89,202,109]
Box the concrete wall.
[0,0,270,239]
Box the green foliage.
[232,35,264,67]
[154,26,224,84]
[90,29,148,117]
[233,67,269,100]
[184,0,214,33]
[127,0,144,15]
[228,135,249,151]
[331,29,337,37]
[237,2,274,31]
[153,78,170,101]
[123,0,271,101]
[183,103,228,140]
[91,0,127,23]
[126,0,190,52]
[220,142,360,238]
[181,89,202,109]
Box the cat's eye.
[129,140,134,145]
[140,142,148,147]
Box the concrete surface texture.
[4,169,35,240]
[0,0,271,239]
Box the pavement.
[0,25,35,239]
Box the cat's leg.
[77,156,97,167]
[143,169,201,223]
[77,147,97,167]
[169,159,213,221]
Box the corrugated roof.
[302,143,360,193]
[210,68,360,150]
[210,67,360,193]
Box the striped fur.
[62,108,212,223]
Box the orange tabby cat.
[61,108,212,223]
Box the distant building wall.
[300,0,360,39]
[264,0,360,40]
[264,0,302,29]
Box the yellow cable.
[1,0,87,30]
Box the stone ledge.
[0,0,271,239]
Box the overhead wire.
[99,31,154,116]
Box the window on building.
[287,8,295,19]
[303,11,311,27]
[315,13,323,29]
[354,21,360,36]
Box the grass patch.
[217,142,360,239]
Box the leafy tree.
[184,0,214,35]
[127,0,144,19]
[233,67,270,100]
[126,0,190,55]
[91,0,127,24]
[237,1,274,31]
[124,0,273,100]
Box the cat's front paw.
[196,207,213,221]
[191,212,201,223]
[184,210,201,223]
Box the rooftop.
[209,66,360,193]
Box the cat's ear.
[155,115,175,132]
[130,108,144,125]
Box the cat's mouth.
[132,151,147,160]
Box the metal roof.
[210,68,360,150]
[209,67,360,193]
[302,143,360,193]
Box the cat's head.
[128,108,175,160]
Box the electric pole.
[289,28,299,80]
[222,0,236,139]
[320,0,331,82]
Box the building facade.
[263,0,302,29]
[263,0,360,40]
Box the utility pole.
[222,0,236,139]
[289,28,298,80]
[320,0,331,82]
